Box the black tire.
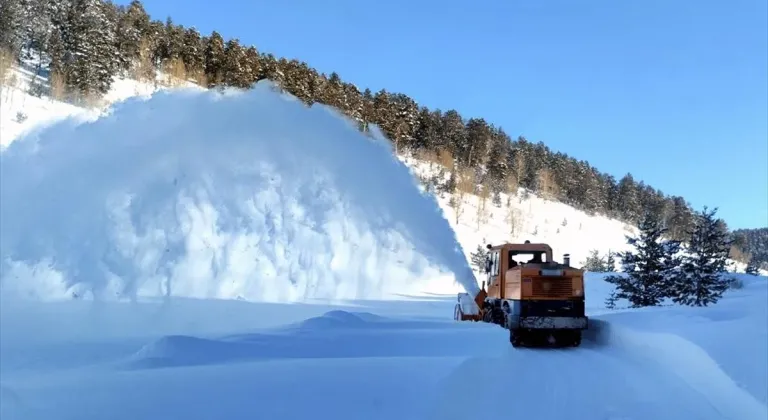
[509,329,522,347]
[492,308,505,327]
[571,331,582,347]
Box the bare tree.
[161,57,187,86]
[537,168,559,201]
[0,47,13,88]
[451,166,474,225]
[49,70,67,101]
[476,177,491,230]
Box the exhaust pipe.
[563,254,571,267]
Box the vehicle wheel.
[510,329,522,347]
[571,331,582,347]
[492,308,505,327]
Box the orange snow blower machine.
[454,241,588,347]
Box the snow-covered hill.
[1,65,766,420]
[1,65,758,283]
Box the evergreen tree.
[485,127,510,194]
[413,107,442,151]
[469,244,489,273]
[672,207,733,306]
[0,0,24,59]
[222,38,248,88]
[18,0,53,62]
[158,16,184,63]
[65,0,119,97]
[616,174,641,224]
[580,250,608,272]
[203,30,225,87]
[47,26,65,75]
[114,0,150,71]
[605,250,617,272]
[180,26,204,78]
[745,256,760,275]
[732,228,768,269]
[604,211,682,308]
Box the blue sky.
[120,0,767,229]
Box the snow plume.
[0,81,477,303]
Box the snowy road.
[2,290,765,420]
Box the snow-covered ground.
[1,273,765,420]
[1,66,767,419]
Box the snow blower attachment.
[454,241,588,347]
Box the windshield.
[508,251,548,267]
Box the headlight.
[573,289,583,296]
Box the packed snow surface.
[0,81,476,302]
[1,273,766,420]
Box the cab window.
[491,251,499,276]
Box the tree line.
[1,0,762,261]
[731,228,768,271]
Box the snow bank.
[0,80,476,303]
[585,272,768,404]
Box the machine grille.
[531,277,572,298]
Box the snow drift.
[0,81,477,302]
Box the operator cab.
[483,240,555,273]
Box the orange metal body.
[483,242,584,302]
[455,242,588,347]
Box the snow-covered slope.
[1,62,197,150]
[404,155,639,270]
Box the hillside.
[3,58,763,288]
[1,76,767,420]
[3,0,761,266]
[732,228,768,270]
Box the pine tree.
[222,38,248,88]
[469,243,489,273]
[672,207,733,306]
[0,0,23,60]
[745,256,760,275]
[115,0,150,72]
[605,250,617,272]
[203,30,225,87]
[580,250,608,272]
[616,174,641,224]
[604,211,682,308]
[733,228,768,270]
[64,0,119,98]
